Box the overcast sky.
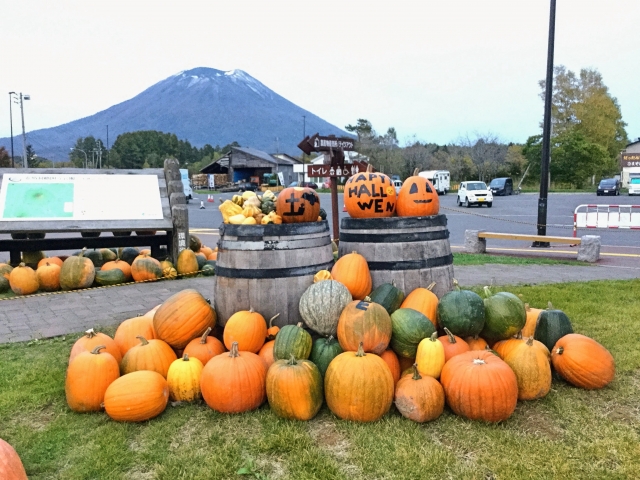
[2,0,638,146]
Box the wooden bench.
[464,230,600,263]
[0,160,189,266]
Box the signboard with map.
[0,174,164,221]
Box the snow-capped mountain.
[0,67,350,160]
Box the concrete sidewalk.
[1,264,639,344]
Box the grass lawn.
[1,280,639,479]
[452,252,585,267]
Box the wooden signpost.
[298,134,356,241]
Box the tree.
[0,146,10,167]
[69,136,107,168]
[26,145,40,168]
[550,130,608,188]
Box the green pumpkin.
[100,248,117,263]
[437,285,485,337]
[195,253,207,270]
[309,336,343,377]
[390,308,436,358]
[21,251,45,268]
[368,282,405,315]
[261,200,276,215]
[119,247,140,265]
[480,287,526,342]
[0,264,14,279]
[273,322,313,361]
[319,208,327,220]
[299,280,352,336]
[85,249,104,268]
[95,268,127,286]
[201,264,216,277]
[204,260,217,270]
[534,302,574,351]
[0,275,10,293]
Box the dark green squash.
[368,282,405,315]
[204,260,217,270]
[390,308,436,358]
[195,253,207,270]
[319,208,327,220]
[21,251,45,268]
[309,335,343,377]
[119,247,140,265]
[189,234,202,252]
[534,302,574,351]
[480,287,526,342]
[273,322,312,361]
[95,268,127,286]
[201,264,216,277]
[436,283,485,337]
[100,248,117,263]
[85,249,104,268]
[0,275,9,293]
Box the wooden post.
[330,175,339,243]
[164,158,188,263]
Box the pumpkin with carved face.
[396,175,439,217]
[344,172,397,218]
[276,187,321,223]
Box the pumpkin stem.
[229,342,240,357]
[526,336,534,346]
[249,308,254,314]
[411,363,422,381]
[183,353,189,361]
[547,301,553,310]
[443,327,456,344]
[363,296,371,302]
[327,335,334,343]
[366,163,374,173]
[429,331,438,342]
[525,303,530,311]
[90,345,106,354]
[555,346,564,355]
[356,342,366,357]
[483,286,493,298]
[473,358,486,365]
[46,262,51,267]
[268,314,280,328]
[135,335,149,346]
[452,278,460,291]
[287,354,298,366]
[85,328,96,338]
[426,282,436,291]
[296,322,303,328]
[200,327,212,344]
[412,167,420,176]
[19,262,26,267]
[515,331,522,339]
[79,247,87,257]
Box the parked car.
[596,178,621,196]
[288,181,318,189]
[457,181,493,207]
[489,177,514,196]
[628,177,640,196]
[393,179,403,194]
[237,182,259,192]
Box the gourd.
[440,350,518,422]
[219,200,243,222]
[101,257,132,281]
[309,336,343,377]
[389,308,436,358]
[60,249,95,290]
[176,249,199,277]
[167,354,204,402]
[400,283,438,327]
[103,370,169,422]
[183,327,226,366]
[9,263,39,295]
[266,314,280,340]
[153,289,216,349]
[95,268,127,286]
[550,334,615,389]
[324,343,394,422]
[436,281,485,337]
[394,364,445,423]
[299,280,352,336]
[336,299,392,354]
[480,287,526,342]
[331,251,372,300]
[503,337,552,400]
[131,255,163,282]
[415,332,445,379]
[119,247,140,265]
[119,336,178,378]
[273,322,312,361]
[223,309,267,353]
[200,342,267,413]
[266,355,323,421]
[189,234,202,252]
[65,345,120,412]
[368,282,405,315]
[313,270,332,283]
[534,302,574,351]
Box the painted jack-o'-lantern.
[344,171,396,218]
[396,170,439,217]
[276,187,321,223]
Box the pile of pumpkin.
[62,251,615,425]
[219,187,326,225]
[344,167,440,218]
[0,235,217,296]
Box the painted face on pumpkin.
[408,181,433,203]
[396,176,440,217]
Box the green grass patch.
[453,252,584,266]
[1,280,639,479]
[0,290,16,300]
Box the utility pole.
[302,115,306,138]
[8,92,16,168]
[19,93,30,168]
[106,125,109,166]
[534,0,556,248]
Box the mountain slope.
[0,67,350,160]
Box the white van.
[180,169,193,203]
[419,170,450,195]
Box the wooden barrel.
[214,221,334,328]
[338,216,454,298]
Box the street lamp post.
[70,147,88,169]
[8,92,17,168]
[19,93,30,168]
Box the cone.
[342,204,347,212]
[207,194,214,202]
[200,201,205,209]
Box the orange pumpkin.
[379,349,401,384]
[120,335,177,378]
[153,289,217,349]
[200,342,267,413]
[440,350,518,422]
[131,255,163,282]
[65,345,120,412]
[200,246,213,258]
[114,315,157,357]
[313,270,332,283]
[223,309,267,353]
[69,329,122,365]
[9,263,39,295]
[101,258,132,281]
[400,283,438,327]
[37,256,63,268]
[343,171,397,218]
[275,186,320,223]
[394,364,445,422]
[396,169,440,217]
[438,327,470,362]
[258,340,276,368]
[336,299,392,354]
[0,438,28,480]
[522,303,544,338]
[331,251,372,300]
[550,334,615,389]
[207,251,218,261]
[183,327,226,366]
[103,370,169,422]
[36,262,61,292]
[465,335,488,351]
[266,314,280,340]
[324,342,394,422]
[397,354,416,373]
